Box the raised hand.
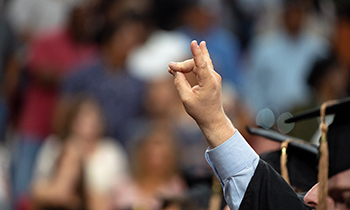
[168,40,236,148]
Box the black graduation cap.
[285,97,350,178]
[246,126,318,192]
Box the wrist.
[198,111,236,148]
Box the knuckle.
[199,61,207,69]
[181,95,190,104]
[207,72,222,89]
[181,94,193,106]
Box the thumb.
[173,71,192,102]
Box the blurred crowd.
[0,0,349,209]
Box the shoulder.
[96,138,127,157]
[37,135,63,161]
[84,138,129,192]
[33,135,63,180]
[87,138,128,170]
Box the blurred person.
[126,75,213,188]
[31,97,128,210]
[0,147,10,210]
[11,4,96,208]
[114,124,187,210]
[288,53,349,143]
[245,0,329,118]
[127,30,191,82]
[6,0,87,43]
[0,3,19,209]
[176,0,244,94]
[62,12,151,146]
[233,0,282,49]
[303,0,336,40]
[95,0,153,28]
[332,0,350,79]
[306,54,349,103]
[0,9,20,143]
[125,29,191,138]
[251,0,336,39]
[124,77,181,133]
[126,30,214,190]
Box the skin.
[32,101,112,210]
[169,41,350,210]
[304,169,350,210]
[168,40,236,149]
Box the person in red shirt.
[11,5,96,208]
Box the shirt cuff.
[205,131,259,181]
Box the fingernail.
[168,68,176,76]
[192,40,199,47]
[169,61,176,66]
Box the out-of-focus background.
[0,0,349,209]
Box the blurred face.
[326,65,349,98]
[181,6,214,32]
[283,3,305,35]
[107,20,147,64]
[304,169,350,209]
[71,103,104,141]
[69,6,95,42]
[145,79,179,117]
[138,132,177,174]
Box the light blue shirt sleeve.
[205,131,259,210]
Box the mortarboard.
[285,97,350,209]
[285,96,350,178]
[246,126,318,192]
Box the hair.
[334,0,350,19]
[307,54,339,89]
[94,12,146,45]
[127,123,180,179]
[53,95,105,141]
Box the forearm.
[31,180,80,208]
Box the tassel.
[318,100,337,210]
[318,132,329,210]
[280,140,291,185]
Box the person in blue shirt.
[62,13,148,146]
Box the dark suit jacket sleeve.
[239,160,313,210]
